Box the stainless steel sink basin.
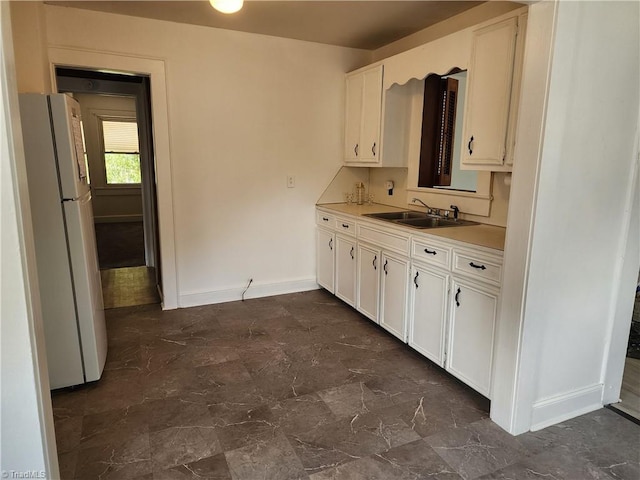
[364,211,426,221]
[364,210,478,229]
[396,217,478,229]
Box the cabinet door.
[359,65,383,163]
[408,264,449,367]
[380,253,409,341]
[356,243,380,323]
[344,73,364,162]
[344,65,383,165]
[461,17,518,168]
[446,278,498,397]
[335,236,356,307]
[316,228,335,293]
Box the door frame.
[48,48,178,309]
[57,74,158,279]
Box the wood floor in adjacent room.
[616,357,640,421]
[101,266,160,309]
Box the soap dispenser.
[355,182,365,205]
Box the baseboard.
[530,384,604,431]
[178,277,320,308]
[94,214,143,224]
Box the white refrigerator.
[19,93,108,389]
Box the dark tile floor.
[51,290,640,480]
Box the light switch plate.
[287,175,295,188]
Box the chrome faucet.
[412,198,431,211]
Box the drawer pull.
[342,224,349,228]
[329,238,333,250]
[414,271,419,288]
[455,287,461,307]
[383,260,388,275]
[373,255,377,270]
[322,217,329,222]
[350,246,354,259]
[424,248,437,255]
[469,262,486,270]
[468,135,474,155]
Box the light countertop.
[317,203,506,252]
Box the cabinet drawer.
[316,211,335,228]
[412,238,451,270]
[357,223,410,256]
[335,217,356,236]
[452,250,502,285]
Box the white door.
[356,243,380,323]
[380,253,409,341]
[446,277,498,397]
[64,192,108,383]
[409,264,449,366]
[359,65,384,163]
[335,236,356,307]
[461,17,518,168]
[316,228,335,293]
[344,73,364,161]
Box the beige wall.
[43,5,369,305]
[10,1,51,93]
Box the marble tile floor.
[51,289,640,480]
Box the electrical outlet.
[287,175,295,188]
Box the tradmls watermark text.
[1,472,46,479]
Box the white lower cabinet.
[335,235,356,307]
[316,228,335,293]
[446,277,498,397]
[380,253,409,341]
[356,243,380,323]
[408,263,449,367]
[316,207,502,399]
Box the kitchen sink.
[395,217,478,228]
[364,211,427,221]
[364,210,478,229]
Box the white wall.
[44,5,369,306]
[492,0,640,433]
[0,2,58,475]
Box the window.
[102,120,141,184]
[418,71,477,192]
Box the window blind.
[102,120,139,153]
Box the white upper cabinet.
[344,65,383,165]
[461,16,521,170]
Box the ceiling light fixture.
[209,0,244,14]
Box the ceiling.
[46,1,489,50]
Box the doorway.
[56,68,161,309]
[613,273,640,422]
